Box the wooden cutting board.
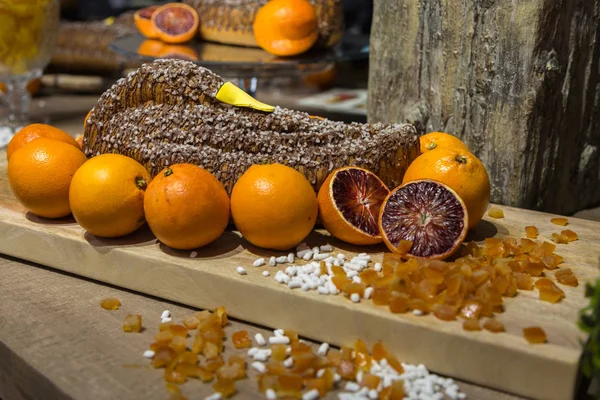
[1,151,598,400]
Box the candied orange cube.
[326,349,342,367]
[152,347,178,368]
[214,306,229,327]
[231,330,251,349]
[177,351,198,365]
[550,217,568,226]
[343,282,366,296]
[488,207,504,218]
[266,361,287,375]
[100,297,121,310]
[291,352,317,374]
[407,297,429,313]
[514,273,534,290]
[201,355,225,372]
[360,269,379,285]
[523,326,547,344]
[483,319,505,333]
[213,378,236,398]
[175,362,201,378]
[557,274,579,287]
[539,286,565,303]
[459,300,482,320]
[361,373,381,389]
[283,329,299,343]
[432,304,457,321]
[271,343,287,362]
[525,260,544,277]
[395,240,413,254]
[227,354,246,369]
[390,380,405,399]
[182,316,200,330]
[278,373,303,391]
[463,319,481,331]
[290,341,312,356]
[331,265,345,277]
[194,310,212,322]
[159,321,174,331]
[203,341,222,358]
[170,335,188,353]
[534,278,555,290]
[258,374,278,392]
[216,364,244,381]
[191,334,205,354]
[202,328,225,344]
[155,330,174,344]
[389,292,409,313]
[541,241,556,255]
[379,387,392,400]
[196,366,214,382]
[561,229,578,242]
[164,368,186,384]
[386,354,404,374]
[320,261,328,276]
[372,286,391,306]
[542,255,562,270]
[332,276,350,291]
[337,359,356,380]
[525,226,539,239]
[306,378,327,396]
[169,324,189,338]
[491,276,510,295]
[122,314,142,333]
[471,269,490,286]
[551,233,569,244]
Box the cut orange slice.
[134,6,160,39]
[151,3,199,44]
[317,167,389,245]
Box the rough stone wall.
[368,0,600,214]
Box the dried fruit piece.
[169,324,189,338]
[159,321,174,331]
[170,335,188,353]
[182,316,200,329]
[214,306,229,326]
[202,356,225,372]
[539,286,565,303]
[460,300,482,320]
[523,327,547,344]
[231,330,251,349]
[155,330,174,344]
[483,319,505,333]
[550,217,568,226]
[514,273,534,290]
[463,319,481,331]
[100,297,121,310]
[271,344,287,362]
[372,286,391,305]
[551,233,569,244]
[212,378,236,397]
[278,373,304,391]
[152,347,178,368]
[525,226,538,239]
[191,334,205,354]
[318,166,390,245]
[178,351,198,365]
[390,380,406,399]
[164,368,186,384]
[337,359,356,380]
[203,341,222,358]
[561,229,578,242]
[389,292,409,313]
[305,378,327,396]
[556,272,579,287]
[123,314,142,333]
[534,278,555,290]
[379,180,469,260]
[487,208,504,219]
[432,304,457,321]
[361,373,381,389]
[283,329,299,343]
[395,240,413,255]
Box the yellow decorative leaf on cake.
[215,82,274,112]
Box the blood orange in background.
[134,5,160,39]
[151,3,199,44]
[318,167,390,245]
[379,179,468,260]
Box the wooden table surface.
[0,96,572,400]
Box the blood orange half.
[318,167,390,245]
[134,6,160,39]
[379,179,468,260]
[151,3,199,44]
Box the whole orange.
[419,132,469,154]
[7,123,80,160]
[253,0,318,56]
[69,154,151,238]
[8,138,87,218]
[402,147,491,230]
[231,163,318,250]
[144,164,230,250]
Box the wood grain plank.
[0,255,523,400]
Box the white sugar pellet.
[248,347,259,356]
[317,342,330,356]
[274,329,285,337]
[413,309,424,316]
[288,279,302,289]
[253,350,270,361]
[287,253,295,263]
[251,361,266,373]
[320,244,333,252]
[269,336,290,345]
[317,286,329,295]
[333,259,341,266]
[368,389,379,399]
[337,253,346,260]
[312,247,320,255]
[143,349,155,358]
[253,258,265,267]
[269,256,277,266]
[190,251,198,258]
[205,393,222,400]
[285,266,298,276]
[297,249,311,258]
[352,276,362,284]
[302,389,320,400]
[351,293,361,303]
[296,242,309,251]
[266,388,277,400]
[374,262,382,272]
[283,357,294,368]
[255,333,266,346]
[333,373,342,383]
[356,371,364,383]
[302,251,314,261]
[160,310,170,319]
[358,253,370,259]
[262,270,270,277]
[313,253,331,261]
[276,256,288,264]
[161,317,172,323]
[345,382,360,392]
[316,369,326,378]
[301,283,311,291]
[364,287,374,299]
[383,375,393,388]
[236,266,247,275]
[347,270,358,278]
